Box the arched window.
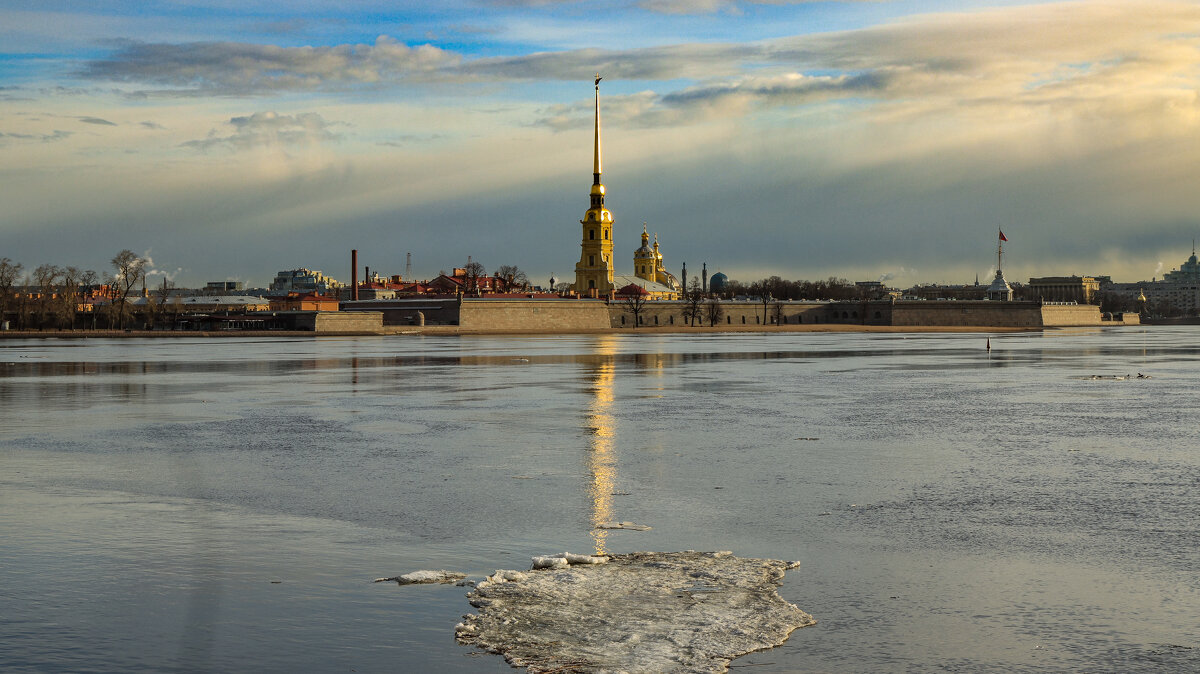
[588,279,596,289]
[589,255,595,266]
[741,316,746,324]
[589,229,595,240]
[654,315,659,325]
[604,229,608,240]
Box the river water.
[1,329,1197,672]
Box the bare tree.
[772,301,785,326]
[463,261,485,294]
[15,271,33,330]
[33,264,61,330]
[705,298,724,327]
[110,249,147,329]
[78,269,99,330]
[55,266,84,329]
[622,289,649,328]
[680,276,703,326]
[0,257,24,329]
[495,265,529,292]
[758,289,773,326]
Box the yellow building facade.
[633,225,680,291]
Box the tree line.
[715,276,867,301]
[0,250,162,331]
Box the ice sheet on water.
[457,550,815,673]
[373,570,467,585]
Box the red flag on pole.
[999,230,1008,242]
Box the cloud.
[72,0,1200,144]
[635,0,730,13]
[79,116,117,125]
[140,120,165,129]
[0,130,73,143]
[81,36,462,95]
[181,111,342,151]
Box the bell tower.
[573,75,615,296]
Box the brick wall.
[312,311,383,333]
[459,299,611,331]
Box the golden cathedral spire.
[594,74,603,185]
[573,74,615,297]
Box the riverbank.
[0,323,1057,339]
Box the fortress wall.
[303,311,384,332]
[1041,304,1140,327]
[459,299,611,331]
[608,301,887,327]
[343,299,460,325]
[1040,304,1102,327]
[890,301,1044,327]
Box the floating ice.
[373,570,466,585]
[530,555,569,569]
[534,552,609,567]
[456,550,816,673]
[595,521,652,531]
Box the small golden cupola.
[634,224,656,282]
[573,74,615,296]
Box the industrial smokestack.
[352,249,359,301]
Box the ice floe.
[594,521,652,531]
[456,550,815,673]
[373,570,467,585]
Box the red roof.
[616,283,650,297]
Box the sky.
[3,0,1200,288]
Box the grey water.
[1,329,1197,673]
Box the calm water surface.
[1,329,1197,672]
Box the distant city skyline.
[4,1,1200,288]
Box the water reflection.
[584,337,618,555]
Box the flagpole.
[997,229,1003,273]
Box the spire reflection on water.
[584,337,618,555]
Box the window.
[654,316,659,325]
[604,229,609,240]
[589,255,595,266]
[588,279,595,289]
[589,229,595,240]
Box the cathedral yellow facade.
[633,225,679,291]
[573,75,614,297]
